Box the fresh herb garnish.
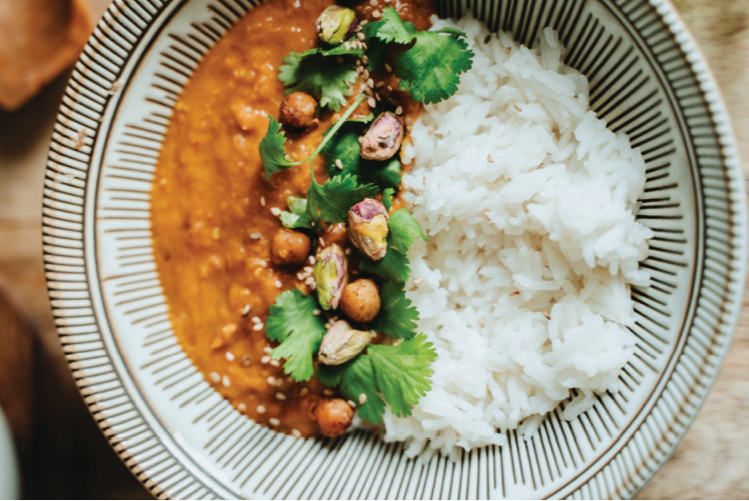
[307,174,380,224]
[372,280,419,340]
[382,188,395,212]
[375,7,417,44]
[360,208,429,281]
[267,289,327,381]
[259,117,298,180]
[279,50,360,111]
[338,355,387,423]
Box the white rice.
[386,16,653,458]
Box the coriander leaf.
[260,117,298,180]
[287,196,308,215]
[382,188,395,212]
[266,289,326,381]
[388,209,429,253]
[376,7,417,44]
[279,52,359,111]
[316,363,345,388]
[372,280,418,340]
[368,334,436,417]
[280,210,314,230]
[316,44,365,58]
[320,122,402,189]
[359,244,410,281]
[339,355,386,424]
[308,175,380,224]
[395,28,474,104]
[362,20,388,71]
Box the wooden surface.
[0,0,747,499]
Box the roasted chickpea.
[313,398,354,437]
[340,278,380,323]
[280,92,319,132]
[271,228,311,267]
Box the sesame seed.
[409,286,418,292]
[261,355,271,364]
[257,405,266,414]
[252,316,261,324]
[347,400,356,408]
[513,104,522,112]
[242,304,251,316]
[222,376,231,387]
[487,154,494,163]
[319,237,325,247]
[362,68,370,79]
[357,32,365,41]
[343,41,351,50]
[344,248,352,255]
[477,318,485,327]
[360,20,368,25]
[241,355,251,367]
[308,256,316,265]
[359,393,367,405]
[300,387,309,397]
[250,232,262,240]
[304,266,313,273]
[365,87,374,97]
[267,376,276,385]
[264,346,272,354]
[395,106,403,115]
[269,418,280,426]
[275,280,283,288]
[270,207,281,216]
[291,429,302,438]
[253,323,264,331]
[543,311,551,320]
[210,372,220,383]
[362,55,369,65]
[276,392,287,401]
[428,127,437,135]
[323,389,335,396]
[335,159,343,169]
[312,308,321,316]
[385,63,392,73]
[270,359,280,367]
[367,78,374,88]
[413,278,425,285]
[297,272,304,280]
[387,85,393,91]
[356,65,364,74]
[375,92,381,102]
[510,291,520,296]
[223,324,237,335]
[238,403,247,412]
[369,0,377,5]
[368,97,376,108]
[260,196,266,207]
[372,10,381,18]
[226,352,235,362]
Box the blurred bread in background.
[0,0,93,111]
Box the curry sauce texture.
[151,0,433,436]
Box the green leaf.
[388,209,429,253]
[280,210,314,230]
[361,21,389,71]
[382,188,395,212]
[339,355,387,424]
[372,281,419,340]
[316,363,345,388]
[375,7,417,44]
[266,289,326,381]
[287,196,308,215]
[359,240,411,281]
[320,122,402,190]
[259,117,298,180]
[307,175,380,224]
[279,52,359,111]
[368,334,436,417]
[395,28,474,104]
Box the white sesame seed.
[359,393,367,405]
[267,376,276,385]
[368,97,376,108]
[414,278,425,285]
[297,272,304,280]
[347,400,356,408]
[323,389,335,396]
[269,418,280,426]
[222,376,231,387]
[487,154,494,163]
[250,232,262,240]
[335,159,343,169]
[319,237,326,247]
[252,316,261,324]
[270,359,280,367]
[291,429,302,438]
[343,41,351,50]
[372,10,381,18]
[226,352,235,362]
[264,346,272,354]
[241,355,251,367]
[276,392,287,401]
[385,63,392,73]
[427,126,437,136]
[210,372,220,383]
[367,78,374,88]
[375,92,381,102]
[344,248,352,255]
[362,68,370,79]
[238,403,247,412]
[364,87,373,97]
[300,387,309,397]
[308,256,316,265]
[311,282,316,291]
[275,280,283,288]
[369,0,377,5]
[261,355,271,364]
[258,259,268,267]
[357,32,365,41]
[270,207,281,216]
[257,405,267,414]
[312,308,321,316]
[260,196,266,207]
[242,304,251,316]
[304,266,313,273]
[253,323,264,331]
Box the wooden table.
[0,0,746,498]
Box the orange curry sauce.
[151,0,434,436]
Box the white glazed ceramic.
[0,409,19,499]
[43,0,746,498]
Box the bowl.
[0,409,19,499]
[43,0,746,498]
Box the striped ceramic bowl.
[43,0,746,498]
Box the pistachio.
[314,244,348,309]
[316,6,358,46]
[347,198,389,261]
[319,320,372,365]
[358,112,404,161]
